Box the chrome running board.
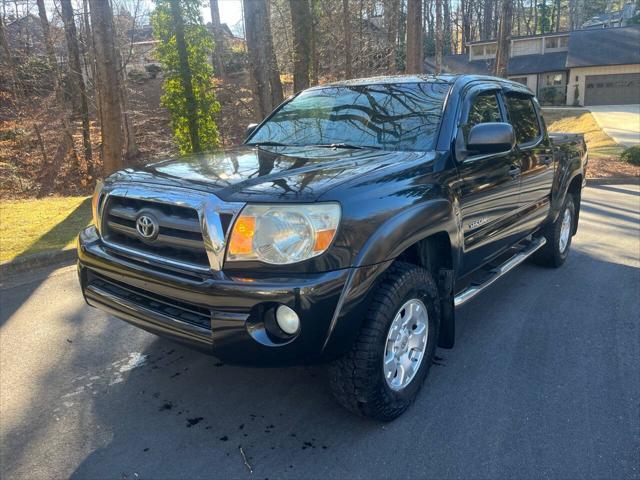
[454,237,547,307]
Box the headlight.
[226,203,341,265]
[91,179,104,232]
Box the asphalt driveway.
[1,184,639,479]
[588,104,640,146]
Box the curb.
[586,177,640,186]
[0,248,77,278]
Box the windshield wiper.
[311,143,383,150]
[247,141,290,147]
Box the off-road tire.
[328,262,440,421]
[533,193,576,268]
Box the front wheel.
[327,262,440,421]
[534,193,576,268]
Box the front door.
[455,88,522,275]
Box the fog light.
[276,305,299,335]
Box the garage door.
[584,73,640,106]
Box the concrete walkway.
[587,104,640,147]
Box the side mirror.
[245,123,259,140]
[466,122,515,156]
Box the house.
[582,2,637,28]
[426,25,640,106]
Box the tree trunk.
[482,0,492,39]
[443,0,451,55]
[386,0,400,73]
[290,0,312,91]
[244,0,277,118]
[342,0,352,78]
[310,0,319,85]
[406,0,423,74]
[494,0,513,77]
[209,0,227,79]
[89,0,124,176]
[461,0,472,53]
[435,0,443,73]
[265,5,284,107]
[60,0,92,168]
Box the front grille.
[88,271,212,330]
[102,196,211,268]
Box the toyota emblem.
[135,214,159,240]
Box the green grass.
[542,109,625,160]
[0,196,91,263]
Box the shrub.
[151,0,220,154]
[145,63,163,78]
[621,146,640,166]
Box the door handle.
[509,166,521,178]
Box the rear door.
[455,86,523,275]
[503,92,554,215]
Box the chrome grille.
[96,184,244,272]
[102,196,229,270]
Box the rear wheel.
[534,193,576,268]
[328,262,440,421]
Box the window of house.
[512,38,542,56]
[545,36,569,50]
[470,45,484,57]
[544,73,565,86]
[505,94,541,145]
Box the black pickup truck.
[78,74,587,420]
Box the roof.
[509,51,568,74]
[566,25,640,67]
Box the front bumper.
[77,227,382,366]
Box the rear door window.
[504,94,541,145]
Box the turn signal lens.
[226,203,341,265]
[314,229,336,252]
[228,216,256,255]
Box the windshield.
[247,82,450,151]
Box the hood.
[111,145,431,202]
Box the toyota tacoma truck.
[77,75,587,420]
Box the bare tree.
[385,0,399,72]
[494,0,513,77]
[343,0,352,78]
[209,0,226,78]
[89,0,125,175]
[35,0,80,192]
[290,0,312,90]
[435,0,443,73]
[60,0,92,167]
[406,0,423,73]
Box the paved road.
[588,104,640,147]
[1,184,639,480]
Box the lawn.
[0,196,91,263]
[542,108,639,178]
